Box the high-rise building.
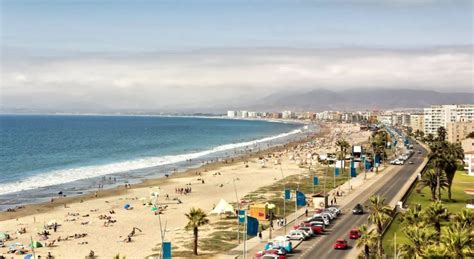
[410,114,424,133]
[424,104,474,136]
[227,110,237,118]
[446,121,474,143]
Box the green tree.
[444,142,464,200]
[423,201,449,242]
[453,208,474,228]
[355,224,377,258]
[400,225,436,258]
[429,142,449,201]
[425,133,435,143]
[437,126,447,142]
[418,169,448,201]
[367,195,392,257]
[467,131,474,138]
[441,222,474,258]
[185,207,210,255]
[399,206,423,227]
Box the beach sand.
[0,122,370,258]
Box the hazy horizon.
[1,0,473,113]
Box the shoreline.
[0,124,326,222]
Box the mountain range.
[241,88,474,112]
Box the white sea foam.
[0,128,303,195]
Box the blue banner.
[375,154,381,164]
[247,216,259,236]
[350,160,355,169]
[351,167,357,177]
[284,189,291,200]
[163,241,172,259]
[238,210,246,224]
[335,167,340,176]
[313,176,319,186]
[296,191,306,206]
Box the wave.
[0,128,303,196]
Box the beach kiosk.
[311,194,328,210]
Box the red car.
[333,239,348,250]
[254,249,287,259]
[349,228,360,239]
[302,222,323,234]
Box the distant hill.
[244,88,474,111]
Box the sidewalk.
[217,165,394,259]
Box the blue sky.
[2,0,472,52]
[1,0,473,112]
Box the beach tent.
[123,204,131,210]
[24,254,33,259]
[209,199,235,216]
[29,241,42,248]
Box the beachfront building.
[227,110,237,118]
[401,114,411,127]
[377,114,393,125]
[410,113,424,133]
[463,138,474,176]
[446,121,474,143]
[248,111,258,118]
[282,110,294,119]
[241,111,249,118]
[424,104,474,136]
[271,112,282,119]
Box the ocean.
[0,115,313,208]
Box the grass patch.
[184,238,238,253]
[382,170,474,256]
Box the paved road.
[296,143,428,259]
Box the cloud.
[1,46,472,112]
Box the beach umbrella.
[24,254,33,259]
[123,204,130,210]
[29,241,43,248]
[151,207,157,212]
[9,242,24,250]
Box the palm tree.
[441,222,474,258]
[367,195,392,257]
[453,208,474,228]
[418,169,448,201]
[425,133,435,143]
[355,224,377,259]
[444,142,464,200]
[423,244,447,258]
[400,225,436,258]
[423,201,448,242]
[437,126,447,142]
[429,142,449,201]
[399,207,423,227]
[335,139,350,178]
[185,207,210,255]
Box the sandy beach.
[0,122,370,258]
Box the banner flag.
[335,167,340,176]
[246,216,259,236]
[313,176,319,186]
[296,191,306,206]
[238,210,246,224]
[351,167,357,177]
[163,242,172,259]
[284,189,291,200]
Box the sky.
[1,0,473,112]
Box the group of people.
[175,187,192,195]
[276,218,287,227]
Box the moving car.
[352,204,364,215]
[349,228,360,239]
[333,239,348,250]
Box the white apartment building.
[282,110,294,119]
[241,111,249,118]
[227,110,237,118]
[424,104,474,136]
[377,114,393,125]
[248,112,258,118]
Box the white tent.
[209,198,235,215]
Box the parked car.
[333,239,348,250]
[314,213,332,222]
[310,216,330,226]
[298,226,316,237]
[302,222,324,234]
[349,228,360,239]
[352,204,364,215]
[327,207,341,216]
[286,230,307,240]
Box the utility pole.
[280,164,287,235]
[233,178,240,244]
